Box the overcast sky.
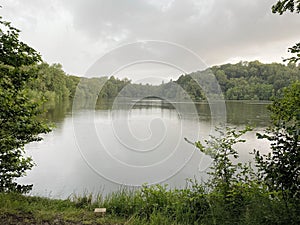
[1,0,300,82]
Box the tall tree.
[0,17,50,193]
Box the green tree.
[0,17,50,193]
[255,81,300,202]
[272,0,300,63]
[33,63,70,103]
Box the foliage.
[167,61,300,101]
[190,126,258,224]
[285,42,300,64]
[176,74,205,101]
[70,61,300,106]
[99,76,131,99]
[272,0,300,14]
[185,125,300,224]
[255,81,300,201]
[272,0,300,63]
[193,126,255,192]
[27,63,80,107]
[0,17,50,193]
[21,60,300,110]
[211,61,299,100]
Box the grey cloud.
[63,0,300,52]
[1,0,299,76]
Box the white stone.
[94,208,106,213]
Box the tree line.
[26,60,300,108]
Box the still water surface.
[21,100,271,198]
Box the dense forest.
[211,61,300,100]
[27,63,80,106]
[29,61,300,108]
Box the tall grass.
[1,180,299,224]
[67,179,300,224]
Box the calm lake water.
[20,100,271,199]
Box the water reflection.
[20,100,271,198]
[94,99,270,127]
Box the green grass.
[1,182,299,225]
[0,192,125,224]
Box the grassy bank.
[0,192,125,225]
[1,182,299,225]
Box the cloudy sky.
[1,0,300,81]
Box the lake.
[20,100,271,199]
